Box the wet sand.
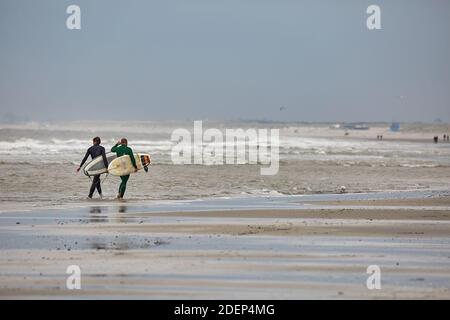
[1,194,450,299]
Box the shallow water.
[1,121,450,210]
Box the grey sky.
[1,0,449,122]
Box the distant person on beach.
[111,138,138,199]
[434,136,439,143]
[77,136,108,199]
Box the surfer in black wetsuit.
[77,137,109,199]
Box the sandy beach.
[1,120,450,300]
[1,192,450,299]
[1,122,450,299]
[2,0,450,306]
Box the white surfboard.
[83,152,117,176]
[108,153,151,176]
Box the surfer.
[77,137,108,199]
[111,138,138,199]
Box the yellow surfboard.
[108,153,151,176]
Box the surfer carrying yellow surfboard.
[111,138,138,199]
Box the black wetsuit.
[80,144,108,198]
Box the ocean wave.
[0,160,34,165]
[2,134,450,166]
[399,163,443,168]
[0,138,174,155]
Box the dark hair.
[93,137,101,145]
[121,138,128,145]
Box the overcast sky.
[1,0,449,122]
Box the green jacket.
[111,144,137,169]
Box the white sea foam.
[1,130,450,167]
[1,120,450,193]
[0,121,448,207]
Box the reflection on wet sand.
[87,205,136,224]
[115,206,137,224]
[89,207,102,214]
[89,206,108,223]
[90,240,131,251]
[90,236,160,251]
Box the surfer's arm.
[128,149,138,169]
[79,149,90,167]
[101,148,108,168]
[111,144,119,152]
